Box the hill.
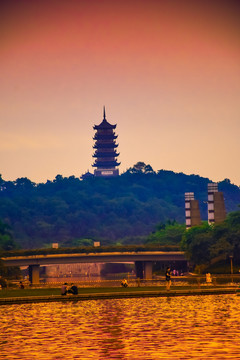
[0,165,239,249]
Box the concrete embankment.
[0,287,238,305]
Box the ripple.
[0,295,240,359]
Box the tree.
[0,219,20,282]
[0,219,17,251]
[226,210,240,229]
[144,164,155,174]
[181,209,240,271]
[132,162,146,173]
[146,220,185,245]
[66,238,94,247]
[0,170,240,249]
[14,177,35,190]
[181,222,212,265]
[126,162,155,174]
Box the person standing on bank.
[165,267,171,291]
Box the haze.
[1,0,240,185]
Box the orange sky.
[1,0,240,185]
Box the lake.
[1,294,240,359]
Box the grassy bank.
[0,284,238,299]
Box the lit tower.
[207,183,226,224]
[185,192,201,229]
[92,107,120,177]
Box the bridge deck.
[2,251,186,267]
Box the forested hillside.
[0,164,239,249]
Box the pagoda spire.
[103,106,106,120]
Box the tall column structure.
[92,107,120,177]
[135,261,144,279]
[29,265,40,284]
[207,183,226,224]
[144,261,153,280]
[185,192,201,229]
[135,261,153,280]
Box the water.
[1,295,240,359]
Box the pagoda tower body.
[92,108,120,177]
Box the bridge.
[2,251,187,283]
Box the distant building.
[185,192,201,229]
[207,183,226,224]
[81,170,94,180]
[92,107,120,177]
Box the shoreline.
[0,287,238,305]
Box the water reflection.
[0,295,240,359]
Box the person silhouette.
[165,267,171,291]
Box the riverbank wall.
[0,287,238,305]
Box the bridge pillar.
[135,261,144,279]
[144,261,153,280]
[29,265,40,284]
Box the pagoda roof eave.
[93,135,118,141]
[92,152,120,158]
[93,119,117,130]
[93,143,118,149]
[92,161,121,168]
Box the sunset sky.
[1,0,240,185]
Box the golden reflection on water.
[0,295,240,359]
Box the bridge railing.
[0,244,181,258]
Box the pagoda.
[92,107,120,176]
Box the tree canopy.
[0,165,239,249]
[0,219,18,251]
[0,219,20,282]
[181,210,240,272]
[145,220,186,245]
